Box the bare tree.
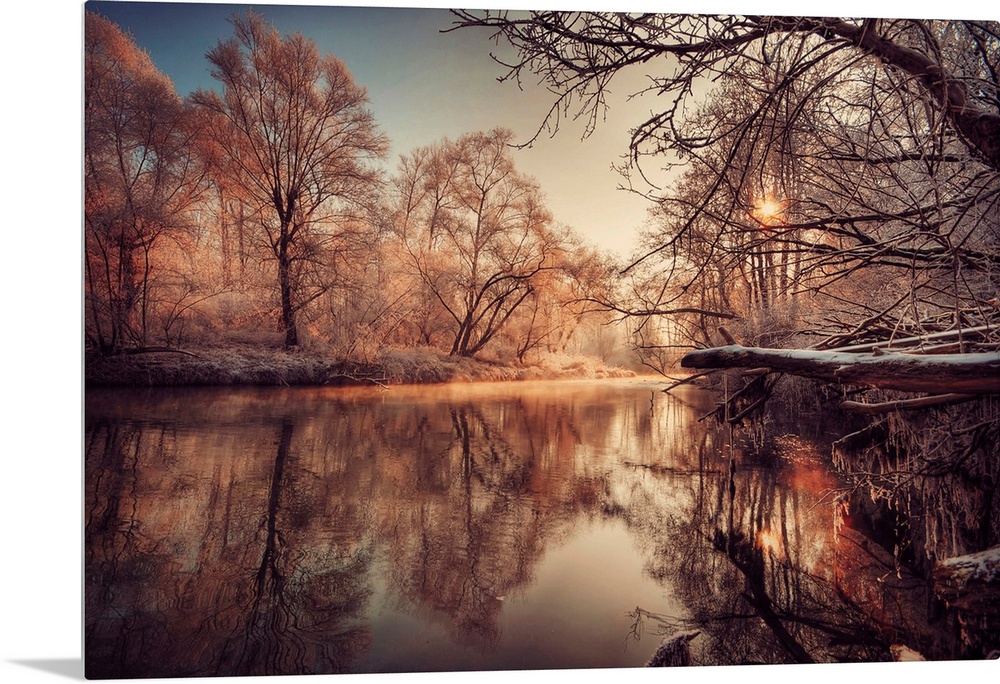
[393,129,571,357]
[85,11,205,352]
[192,11,388,348]
[449,13,1000,354]
[450,14,1000,570]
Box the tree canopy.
[191,10,388,348]
[450,12,1000,357]
[85,11,205,351]
[393,129,575,357]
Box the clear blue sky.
[85,0,657,257]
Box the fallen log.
[680,345,1000,394]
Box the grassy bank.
[85,345,636,387]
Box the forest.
[85,9,1000,381]
[85,9,623,384]
[82,6,1000,669]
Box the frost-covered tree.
[85,11,204,351]
[192,11,387,348]
[394,129,570,357]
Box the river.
[84,378,947,678]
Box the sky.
[80,0,1000,258]
[86,0,662,258]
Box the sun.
[753,197,784,225]
[756,528,785,559]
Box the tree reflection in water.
[378,405,539,648]
[85,382,986,677]
[619,423,945,666]
[210,418,374,676]
[85,406,374,679]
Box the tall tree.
[394,129,569,357]
[85,11,204,352]
[192,11,387,347]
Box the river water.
[84,378,944,678]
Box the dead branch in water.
[841,393,979,415]
[114,346,202,358]
[660,369,719,392]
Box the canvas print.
[84,1,1000,680]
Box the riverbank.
[85,345,636,387]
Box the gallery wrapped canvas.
[78,0,1000,681]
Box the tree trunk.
[933,546,1000,612]
[277,230,298,348]
[681,345,1000,394]
[451,310,475,356]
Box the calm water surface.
[85,378,920,678]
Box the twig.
[661,369,717,392]
[115,346,201,358]
[841,393,978,415]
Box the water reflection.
[618,425,937,665]
[85,380,958,678]
[85,409,374,679]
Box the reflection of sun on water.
[756,528,785,560]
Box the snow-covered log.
[932,546,1000,658]
[680,346,1000,394]
[933,545,1000,614]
